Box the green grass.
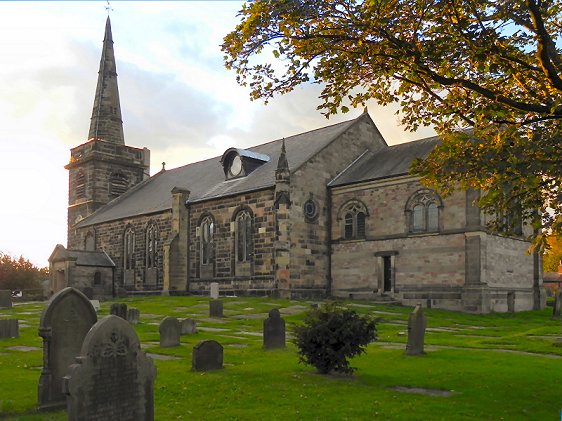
[1,296,562,420]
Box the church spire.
[88,16,125,144]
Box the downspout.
[326,187,333,297]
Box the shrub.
[293,302,377,374]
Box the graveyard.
[1,294,562,420]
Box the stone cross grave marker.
[110,303,128,320]
[180,318,197,335]
[0,319,18,338]
[209,299,223,318]
[38,287,97,410]
[263,308,286,349]
[0,290,12,309]
[405,304,426,356]
[192,340,223,371]
[127,308,140,325]
[210,282,219,299]
[159,316,180,347]
[63,315,157,421]
[553,290,562,318]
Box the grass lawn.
[1,296,562,420]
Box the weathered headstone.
[180,318,197,335]
[38,287,97,410]
[553,290,562,318]
[159,317,180,348]
[210,282,219,300]
[110,303,128,320]
[0,319,19,338]
[90,300,101,313]
[63,315,157,421]
[209,299,223,318]
[127,308,140,325]
[263,308,286,349]
[192,340,223,371]
[0,290,12,309]
[405,304,426,356]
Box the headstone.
[127,308,140,325]
[63,315,157,421]
[0,290,12,309]
[192,340,223,371]
[0,319,19,338]
[553,290,561,318]
[180,318,197,335]
[90,300,101,313]
[110,303,128,320]
[263,308,286,349]
[38,287,97,410]
[209,300,223,318]
[507,291,515,313]
[405,304,426,356]
[159,317,180,348]
[210,282,219,299]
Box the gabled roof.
[78,114,368,227]
[329,135,440,187]
[49,244,115,267]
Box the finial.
[363,106,368,114]
[105,1,113,15]
[161,162,166,171]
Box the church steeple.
[88,16,125,144]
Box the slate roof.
[50,245,115,267]
[78,115,363,228]
[329,135,440,187]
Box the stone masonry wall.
[286,114,387,297]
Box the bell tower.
[66,16,150,249]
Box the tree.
[222,0,562,249]
[0,252,47,291]
[293,302,377,374]
[543,235,562,272]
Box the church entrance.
[383,256,392,292]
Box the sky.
[0,1,435,268]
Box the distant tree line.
[0,252,48,291]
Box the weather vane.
[105,0,113,15]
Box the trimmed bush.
[293,302,377,374]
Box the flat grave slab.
[197,327,231,332]
[7,345,41,352]
[391,386,455,397]
[145,352,181,360]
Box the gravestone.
[90,300,101,313]
[209,300,223,318]
[263,308,286,349]
[0,319,19,338]
[127,308,140,325]
[0,290,12,309]
[192,340,223,371]
[110,303,128,320]
[63,315,157,421]
[553,290,562,318]
[210,282,219,299]
[180,318,197,335]
[38,287,97,410]
[159,317,180,348]
[405,304,426,356]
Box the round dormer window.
[229,155,242,177]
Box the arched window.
[124,226,135,270]
[339,201,368,240]
[93,271,102,286]
[84,231,95,251]
[405,189,442,234]
[145,223,159,269]
[236,210,253,262]
[110,172,129,197]
[76,171,86,199]
[200,215,215,265]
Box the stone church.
[49,17,545,313]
